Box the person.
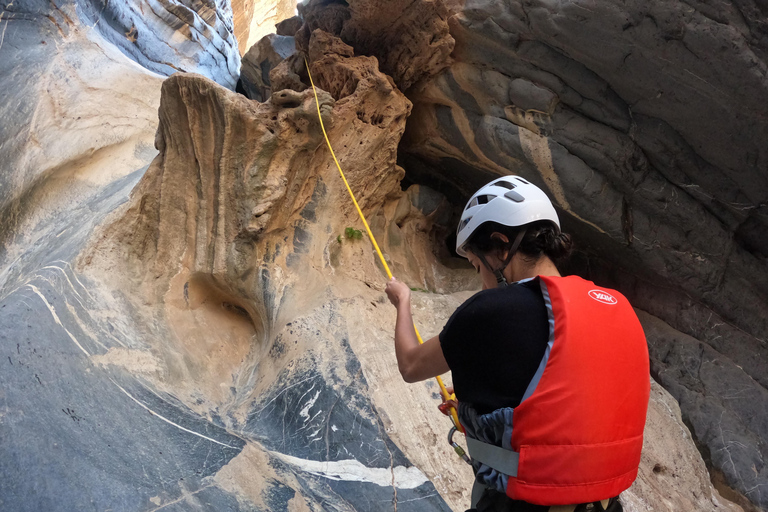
[385,175,650,512]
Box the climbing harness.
[303,58,468,455]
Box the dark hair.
[464,221,573,264]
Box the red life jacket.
[505,275,650,505]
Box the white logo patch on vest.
[589,289,618,305]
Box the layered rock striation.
[78,0,241,87]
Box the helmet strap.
[478,229,527,287]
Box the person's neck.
[505,255,561,283]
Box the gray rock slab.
[642,310,768,509]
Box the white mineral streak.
[111,380,240,450]
[298,388,321,423]
[27,284,91,357]
[270,452,430,489]
[91,347,161,374]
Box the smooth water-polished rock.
[0,0,164,276]
[0,0,242,273]
[232,0,296,57]
[78,0,241,87]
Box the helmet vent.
[495,181,516,190]
[477,194,495,204]
[504,190,525,203]
[457,216,472,234]
[515,177,530,185]
[467,194,496,209]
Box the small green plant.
[337,235,342,243]
[344,227,363,240]
[410,287,430,293]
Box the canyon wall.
[1,0,766,510]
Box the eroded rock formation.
[55,32,463,510]
[239,33,297,101]
[295,0,456,91]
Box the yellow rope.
[304,58,462,432]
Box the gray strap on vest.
[465,436,520,477]
[470,480,487,508]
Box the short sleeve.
[439,292,493,373]
[437,282,549,414]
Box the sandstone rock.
[86,73,334,286]
[304,30,412,211]
[276,14,304,37]
[295,1,350,51]
[339,0,455,91]
[238,33,296,101]
[269,52,310,94]
[231,0,296,56]
[296,0,456,90]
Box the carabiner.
[448,426,472,465]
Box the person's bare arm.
[385,278,450,383]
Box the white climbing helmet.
[455,175,560,257]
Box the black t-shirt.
[439,279,549,415]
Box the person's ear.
[490,232,510,260]
[490,232,510,244]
